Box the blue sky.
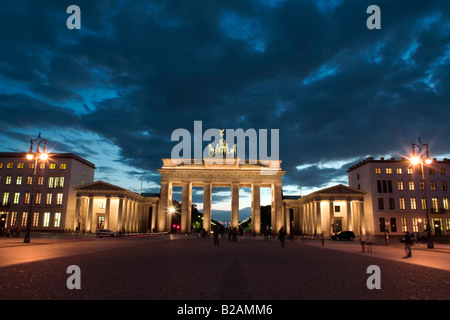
[1,0,450,222]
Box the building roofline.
[347,156,450,172]
[0,152,96,169]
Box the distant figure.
[321,232,325,246]
[278,227,286,248]
[213,226,219,246]
[385,231,390,245]
[360,233,366,252]
[404,232,412,258]
[238,227,244,242]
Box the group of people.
[207,225,288,248]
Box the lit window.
[401,218,407,232]
[21,212,27,226]
[56,193,63,205]
[429,168,435,175]
[409,181,414,191]
[397,168,402,174]
[49,163,56,169]
[33,212,39,227]
[0,162,2,168]
[27,176,33,185]
[10,212,17,226]
[432,198,438,212]
[24,193,30,205]
[39,163,45,170]
[407,168,413,174]
[442,182,447,191]
[443,198,449,210]
[37,177,44,186]
[17,163,24,169]
[412,218,419,232]
[46,193,52,205]
[386,168,392,174]
[54,212,61,227]
[59,177,64,188]
[421,198,427,210]
[13,192,20,204]
[430,182,436,191]
[440,168,445,175]
[2,192,9,206]
[420,181,425,191]
[5,176,11,185]
[60,164,66,169]
[16,176,22,185]
[375,168,381,174]
[43,212,50,227]
[410,198,416,210]
[7,163,13,169]
[399,197,406,210]
[48,177,54,188]
[99,201,105,209]
[35,192,41,205]
[398,181,404,191]
[28,162,34,169]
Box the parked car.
[96,229,117,237]
[331,231,356,241]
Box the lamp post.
[411,137,434,249]
[24,133,48,243]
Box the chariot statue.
[208,129,237,157]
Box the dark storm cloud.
[1,0,450,195]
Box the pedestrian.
[321,232,325,246]
[238,227,244,242]
[360,233,366,252]
[213,226,219,246]
[385,231,390,245]
[278,226,286,248]
[404,232,412,258]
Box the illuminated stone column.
[359,201,365,234]
[284,205,290,234]
[323,201,331,237]
[104,196,111,230]
[181,181,192,233]
[151,204,157,232]
[74,197,82,231]
[315,201,322,235]
[158,182,172,232]
[117,197,124,231]
[203,182,212,232]
[272,183,283,233]
[86,195,94,232]
[329,200,335,234]
[346,200,353,231]
[251,183,261,235]
[231,183,239,229]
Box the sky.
[1,0,450,222]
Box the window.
[13,192,20,204]
[397,168,402,174]
[409,181,415,191]
[379,218,386,232]
[49,163,56,169]
[46,193,52,205]
[54,212,61,227]
[421,198,427,210]
[398,181,404,191]
[377,180,393,193]
[334,206,340,212]
[410,198,417,210]
[33,212,39,227]
[43,212,50,227]
[429,168,435,175]
[60,164,66,169]
[81,170,86,176]
[99,201,105,209]
[10,212,17,226]
[389,198,395,210]
[28,162,34,169]
[390,218,397,232]
[432,198,438,212]
[430,182,436,191]
[412,218,419,232]
[39,163,45,170]
[35,192,41,205]
[24,193,30,205]
[37,177,44,186]
[56,193,63,205]
[440,168,446,175]
[21,212,27,226]
[17,163,24,169]
[16,176,22,185]
[378,198,384,210]
[443,198,449,210]
[399,197,406,210]
[27,176,33,185]
[48,177,54,188]
[420,181,425,191]
[2,192,9,206]
[407,168,413,174]
[401,218,408,232]
[386,168,392,174]
[5,176,11,185]
[7,163,13,169]
[442,182,447,191]
[59,177,64,188]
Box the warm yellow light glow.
[26,154,34,160]
[425,158,432,165]
[169,206,176,214]
[410,157,420,165]
[39,153,48,160]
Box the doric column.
[272,183,283,233]
[117,197,124,231]
[284,205,290,235]
[346,200,353,231]
[329,200,335,234]
[181,181,192,233]
[74,196,82,231]
[315,201,322,235]
[359,201,365,234]
[251,183,261,235]
[86,195,94,232]
[158,181,172,232]
[231,183,239,229]
[151,204,157,232]
[104,196,111,230]
[203,182,212,232]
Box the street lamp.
[24,133,48,243]
[411,137,434,249]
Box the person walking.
[213,226,219,246]
[278,226,286,248]
[404,232,412,258]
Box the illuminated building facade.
[348,157,450,237]
[0,152,95,232]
